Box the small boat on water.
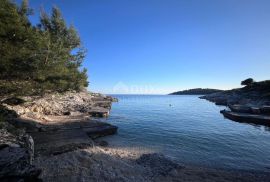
[220,110,270,126]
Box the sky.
[17,0,270,94]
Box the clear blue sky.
[18,0,270,94]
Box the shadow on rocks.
[135,153,183,177]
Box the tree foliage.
[170,88,223,95]
[241,78,254,86]
[0,0,88,96]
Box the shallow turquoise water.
[102,95,270,171]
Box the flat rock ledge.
[0,90,118,180]
[199,90,270,127]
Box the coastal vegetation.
[170,79,270,99]
[201,79,270,126]
[200,79,270,106]
[169,88,223,95]
[241,78,255,86]
[0,0,88,96]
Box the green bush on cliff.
[241,78,254,86]
[0,0,88,96]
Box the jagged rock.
[22,134,35,164]
[2,90,116,121]
[0,145,41,181]
[0,124,41,181]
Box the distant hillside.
[169,88,223,95]
[200,80,270,106]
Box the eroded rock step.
[83,125,118,139]
[29,120,118,156]
[221,110,270,126]
[30,129,93,156]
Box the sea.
[100,95,270,171]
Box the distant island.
[169,88,223,95]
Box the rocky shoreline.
[199,80,270,127]
[0,90,118,181]
[199,80,270,107]
[33,143,270,182]
[1,90,270,181]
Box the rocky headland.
[200,80,270,106]
[169,88,223,95]
[200,80,270,126]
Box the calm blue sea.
[101,95,270,171]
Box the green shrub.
[0,0,88,96]
[241,78,255,86]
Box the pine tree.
[0,0,88,96]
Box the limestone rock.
[0,124,41,181]
[2,90,117,121]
